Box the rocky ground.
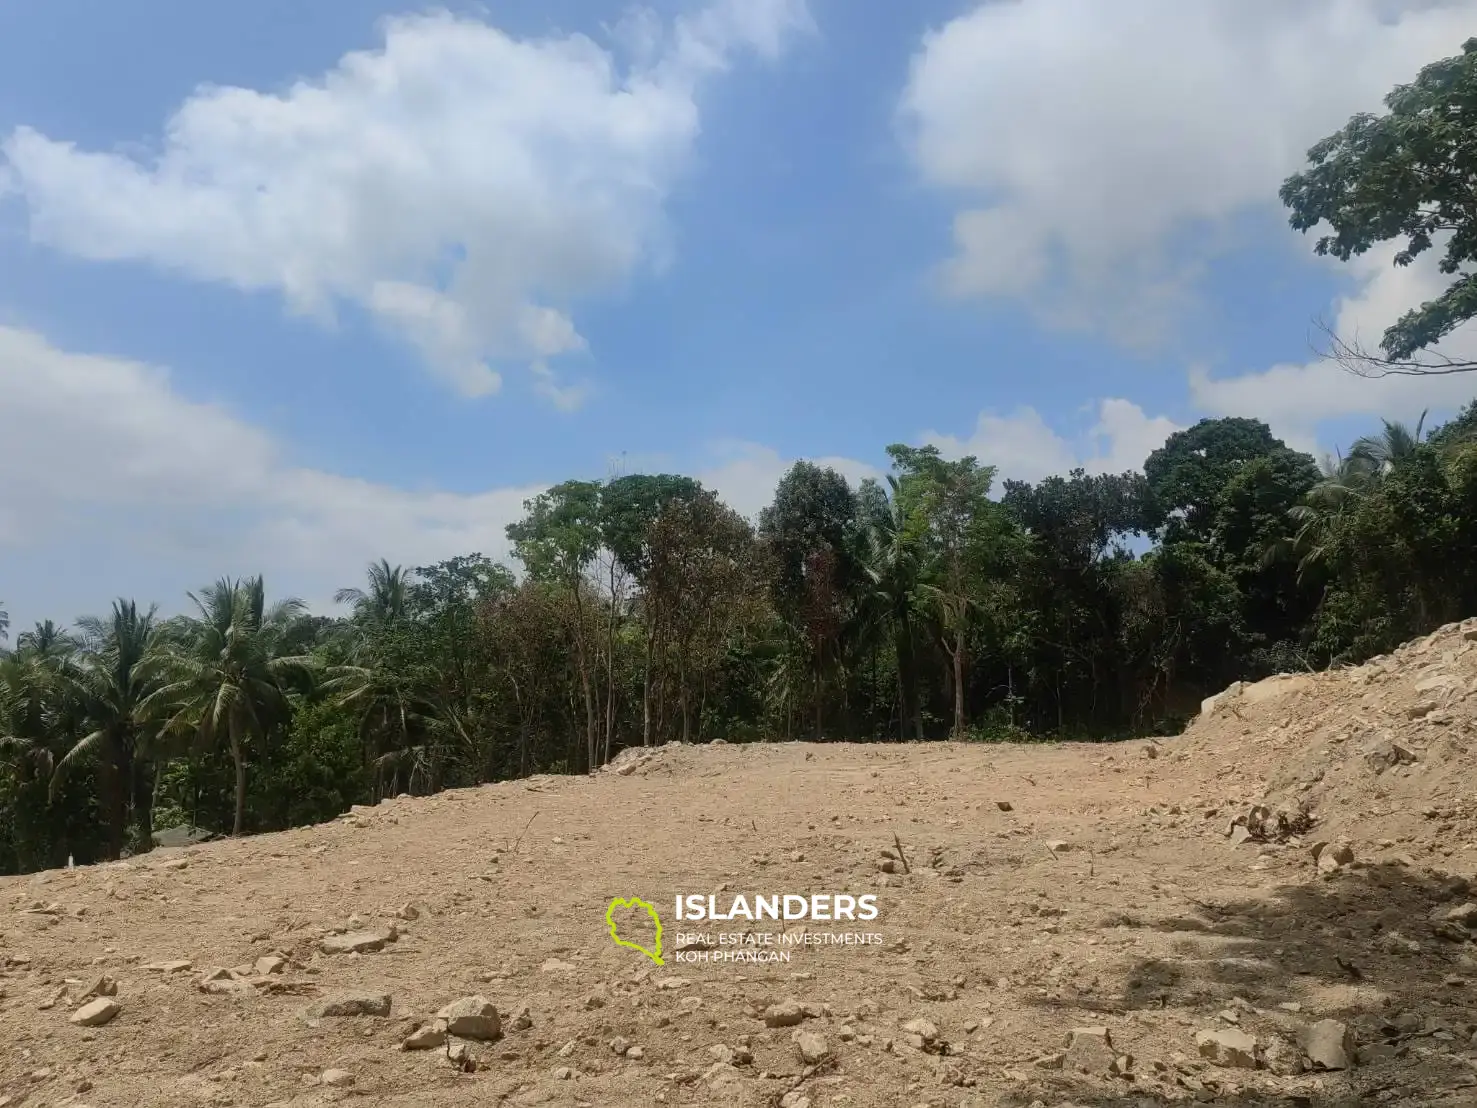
[4,619,1477,1107]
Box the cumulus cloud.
[923,399,1181,484]
[697,440,882,519]
[0,326,862,631]
[0,0,811,402]
[1190,244,1477,449]
[899,0,1477,345]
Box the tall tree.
[644,490,755,742]
[508,482,603,772]
[759,463,864,737]
[154,578,312,836]
[1281,38,1477,377]
[53,601,166,857]
[602,475,704,748]
[885,445,1016,738]
[335,559,414,626]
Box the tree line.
[4,37,1477,873]
[2,406,1476,872]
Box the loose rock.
[1299,1019,1354,1071]
[69,998,120,1027]
[436,995,501,1040]
[793,1029,829,1063]
[1195,1028,1261,1069]
[763,999,807,1027]
[402,1024,446,1050]
[320,929,391,955]
[307,991,392,1018]
[1063,1026,1116,1075]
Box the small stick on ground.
[511,811,540,855]
[892,832,911,874]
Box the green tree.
[759,463,865,738]
[601,475,704,748]
[154,578,313,836]
[51,601,167,857]
[335,559,414,626]
[1350,412,1428,474]
[1281,39,1477,376]
[508,482,603,771]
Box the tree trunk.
[952,627,966,738]
[100,756,125,861]
[132,758,156,855]
[229,722,246,837]
[642,626,656,747]
[605,562,619,765]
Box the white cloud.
[698,440,881,520]
[0,326,864,631]
[924,399,1181,483]
[1190,244,1477,449]
[0,0,811,403]
[899,0,1477,343]
[0,325,538,626]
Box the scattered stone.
[763,999,807,1027]
[1063,1026,1116,1075]
[402,1024,446,1050]
[626,1045,644,1060]
[320,1069,354,1088]
[78,975,117,999]
[1443,902,1477,927]
[552,1066,574,1080]
[141,960,192,973]
[69,998,120,1027]
[1299,1019,1354,1071]
[540,958,575,973]
[253,955,286,976]
[996,801,1013,812]
[320,929,391,955]
[1364,739,1417,773]
[436,996,501,1040]
[901,1017,940,1051]
[508,1005,533,1031]
[779,1093,811,1108]
[1315,841,1355,873]
[610,1036,632,1056]
[307,991,392,1018]
[1044,839,1070,854]
[793,1029,829,1063]
[1195,1028,1261,1069]
[396,904,420,920]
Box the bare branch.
[1310,316,1477,378]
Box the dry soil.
[4,619,1477,1108]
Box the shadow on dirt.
[996,862,1477,1107]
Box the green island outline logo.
[606,896,664,965]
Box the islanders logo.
[605,896,665,965]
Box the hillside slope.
[3,620,1477,1107]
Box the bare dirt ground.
[4,619,1477,1108]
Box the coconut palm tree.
[857,476,927,740]
[50,600,168,857]
[335,560,413,625]
[1350,411,1427,475]
[153,577,313,837]
[1276,450,1379,581]
[17,620,79,659]
[0,599,8,646]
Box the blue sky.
[3,0,1477,631]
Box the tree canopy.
[1282,38,1477,376]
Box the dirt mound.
[1175,616,1477,862]
[3,632,1477,1106]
